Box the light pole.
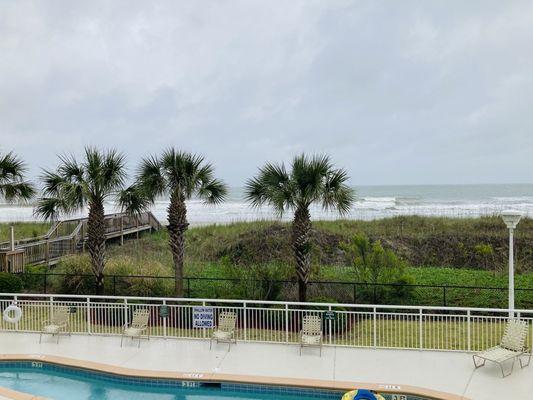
[501,210,522,318]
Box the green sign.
[159,305,169,318]
[323,311,337,321]
[69,306,77,314]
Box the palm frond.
[0,151,27,182]
[245,162,293,216]
[34,197,69,221]
[197,178,228,205]
[322,168,355,215]
[246,154,353,217]
[1,182,36,202]
[137,155,166,200]
[0,151,35,202]
[118,185,151,216]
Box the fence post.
[285,304,289,343]
[419,308,423,350]
[14,295,19,331]
[86,297,91,335]
[467,310,471,352]
[328,305,332,345]
[373,307,377,348]
[43,272,47,294]
[113,276,116,296]
[162,299,167,339]
[353,284,356,303]
[443,286,447,307]
[124,299,128,328]
[202,301,207,339]
[243,302,247,341]
[187,278,191,298]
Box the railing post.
[467,310,471,352]
[285,304,289,343]
[373,307,377,348]
[202,301,206,339]
[124,299,128,327]
[86,297,91,334]
[14,295,19,331]
[328,305,332,345]
[162,300,167,338]
[419,308,423,350]
[243,302,247,341]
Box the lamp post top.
[501,210,522,229]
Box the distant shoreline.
[2,183,533,223]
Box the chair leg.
[500,359,515,378]
[472,355,486,369]
[519,353,531,369]
[121,335,124,347]
[210,338,213,350]
[56,333,60,344]
[138,337,141,348]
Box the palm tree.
[245,154,354,302]
[35,147,127,294]
[0,151,35,202]
[125,148,227,296]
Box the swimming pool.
[0,361,344,400]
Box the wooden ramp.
[0,212,161,271]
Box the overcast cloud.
[1,0,532,186]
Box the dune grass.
[0,222,50,242]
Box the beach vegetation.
[245,154,354,301]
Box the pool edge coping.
[0,354,470,400]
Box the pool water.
[0,362,342,400]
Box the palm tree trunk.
[168,190,189,297]
[87,200,106,295]
[292,206,311,302]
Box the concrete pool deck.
[0,332,531,400]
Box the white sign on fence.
[193,306,214,328]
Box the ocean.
[1,184,533,225]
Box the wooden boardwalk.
[0,212,161,271]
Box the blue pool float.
[341,389,385,400]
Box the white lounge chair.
[40,307,70,344]
[121,309,150,348]
[473,318,531,377]
[300,315,323,356]
[210,311,237,350]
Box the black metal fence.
[10,272,533,309]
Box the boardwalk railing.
[0,212,161,270]
[0,293,531,352]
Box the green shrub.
[0,272,23,292]
[218,260,292,301]
[19,264,47,292]
[342,233,414,304]
[49,254,174,297]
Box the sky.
[1,0,533,186]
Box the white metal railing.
[0,293,531,352]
